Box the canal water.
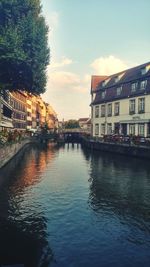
[0,143,150,267]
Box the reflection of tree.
[84,149,150,233]
[0,215,53,267]
[0,143,57,266]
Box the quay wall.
[81,138,150,159]
[0,139,34,169]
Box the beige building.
[91,62,150,138]
[45,103,58,130]
[10,91,27,130]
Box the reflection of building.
[11,91,26,130]
[91,62,150,137]
[0,90,13,130]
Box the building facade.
[91,62,150,138]
[10,91,27,130]
[0,90,13,130]
[45,103,58,130]
[78,118,91,133]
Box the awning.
[0,120,13,128]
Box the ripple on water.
[0,144,150,267]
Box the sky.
[41,0,150,121]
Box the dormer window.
[102,78,110,87]
[140,80,147,90]
[141,65,150,75]
[102,91,106,99]
[102,81,105,87]
[114,72,125,83]
[131,82,138,92]
[116,86,122,96]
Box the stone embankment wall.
[0,139,33,169]
[82,138,150,159]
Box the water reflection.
[0,144,150,267]
[0,143,56,267]
[86,149,150,242]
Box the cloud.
[49,57,73,69]
[91,55,130,75]
[43,11,59,43]
[47,71,79,88]
[46,11,59,29]
[43,69,91,119]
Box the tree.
[0,0,50,94]
[64,120,79,129]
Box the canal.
[0,143,150,267]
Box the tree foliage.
[0,0,50,94]
[64,120,79,129]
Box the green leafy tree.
[0,0,50,94]
[64,120,79,129]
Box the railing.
[60,128,91,134]
[86,134,150,147]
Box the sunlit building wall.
[91,62,150,138]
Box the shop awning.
[0,120,13,128]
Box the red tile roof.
[91,75,108,93]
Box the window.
[107,103,112,116]
[102,78,110,87]
[102,91,106,99]
[141,65,150,75]
[129,124,135,135]
[107,123,112,135]
[131,82,138,92]
[138,98,145,113]
[141,68,146,75]
[95,106,99,118]
[114,73,125,83]
[101,105,105,117]
[147,123,150,137]
[95,124,99,136]
[138,124,145,136]
[140,80,147,90]
[101,124,105,135]
[116,86,122,96]
[114,102,120,116]
[91,107,93,118]
[129,99,135,115]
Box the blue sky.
[41,0,150,120]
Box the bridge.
[58,128,90,143]
[34,128,91,144]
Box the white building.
[91,62,150,138]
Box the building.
[36,96,46,128]
[91,62,150,138]
[78,118,91,133]
[0,89,57,133]
[0,90,13,130]
[45,103,58,130]
[10,91,27,130]
[26,93,32,131]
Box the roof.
[91,75,108,93]
[91,61,150,105]
[78,118,89,122]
